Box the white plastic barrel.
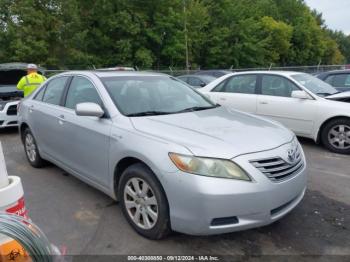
[0,142,28,259]
[0,142,9,189]
[0,142,26,217]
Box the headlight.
[169,153,251,181]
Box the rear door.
[29,76,69,159]
[58,76,112,186]
[256,74,316,136]
[208,74,258,113]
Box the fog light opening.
[211,216,239,226]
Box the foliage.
[0,0,348,69]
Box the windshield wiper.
[316,92,340,96]
[174,105,219,113]
[126,111,172,117]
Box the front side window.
[65,76,102,109]
[188,77,203,86]
[261,75,299,97]
[214,75,257,94]
[101,76,215,116]
[332,74,350,88]
[292,73,338,96]
[42,77,68,105]
[34,86,45,101]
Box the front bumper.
[161,142,307,235]
[0,101,19,128]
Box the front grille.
[250,146,304,182]
[6,105,17,115]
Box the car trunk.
[0,69,26,100]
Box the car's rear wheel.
[321,118,350,154]
[119,163,170,239]
[23,128,45,168]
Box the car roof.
[178,74,215,78]
[318,69,350,75]
[58,70,168,78]
[232,70,305,77]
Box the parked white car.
[201,71,350,154]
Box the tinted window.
[42,77,68,105]
[34,86,45,101]
[177,76,188,83]
[324,75,335,85]
[261,75,299,97]
[188,77,203,86]
[65,77,102,109]
[332,74,350,88]
[218,75,256,94]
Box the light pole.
[183,0,189,73]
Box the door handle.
[57,115,66,125]
[260,101,268,105]
[219,97,227,101]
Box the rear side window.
[261,75,299,97]
[213,75,257,94]
[65,76,102,109]
[42,77,68,105]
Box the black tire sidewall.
[118,163,170,239]
[23,128,45,167]
[321,118,350,154]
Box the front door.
[58,76,111,186]
[256,74,317,136]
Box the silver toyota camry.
[18,71,307,239]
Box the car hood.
[0,85,17,93]
[130,107,294,159]
[325,91,350,101]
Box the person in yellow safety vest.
[17,64,46,97]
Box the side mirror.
[75,102,104,118]
[200,82,206,87]
[291,90,312,100]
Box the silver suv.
[18,71,307,239]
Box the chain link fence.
[42,64,350,78]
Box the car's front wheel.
[321,118,350,154]
[23,128,45,168]
[119,163,170,239]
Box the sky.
[305,0,350,35]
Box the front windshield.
[291,73,338,97]
[101,76,216,116]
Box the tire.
[118,163,171,239]
[23,128,46,168]
[321,118,350,154]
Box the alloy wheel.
[123,177,158,230]
[25,133,37,162]
[328,124,350,150]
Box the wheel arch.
[19,122,30,142]
[113,157,169,204]
[316,116,350,143]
